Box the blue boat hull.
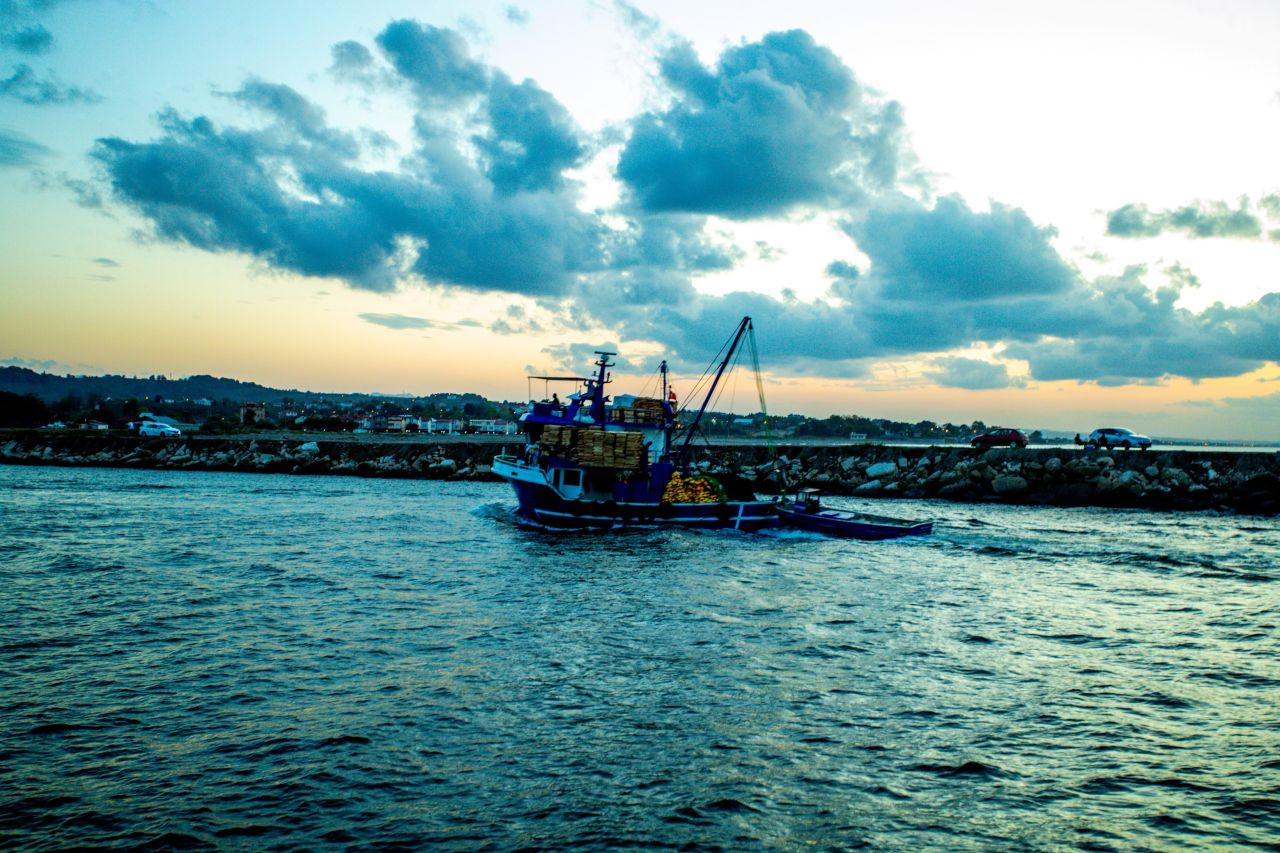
[507,476,778,531]
[775,505,932,540]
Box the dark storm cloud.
[227,78,359,157]
[93,108,413,291]
[616,30,904,217]
[0,124,48,165]
[574,283,869,375]
[0,62,98,104]
[1,23,50,53]
[846,195,1076,303]
[1,1,68,54]
[581,193,1280,385]
[1001,290,1280,384]
[1106,197,1275,240]
[376,20,488,103]
[606,214,742,273]
[477,72,584,194]
[83,18,1279,389]
[925,357,1021,390]
[93,106,601,294]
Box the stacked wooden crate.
[540,424,576,450]
[633,397,666,422]
[612,397,666,424]
[574,428,644,468]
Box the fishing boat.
[775,488,933,540]
[492,317,780,530]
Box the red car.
[970,428,1028,449]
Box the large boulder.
[865,461,897,479]
[991,475,1028,495]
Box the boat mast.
[660,360,671,453]
[589,351,614,424]
[675,316,752,469]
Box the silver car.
[139,422,181,437]
[1087,427,1151,450]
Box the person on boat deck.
[551,393,560,405]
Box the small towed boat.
[775,489,933,540]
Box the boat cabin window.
[554,468,582,488]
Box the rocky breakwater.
[701,444,1280,516]
[3,432,1277,515]
[0,433,505,481]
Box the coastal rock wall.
[2,432,1277,514]
[0,433,507,480]
[710,444,1280,515]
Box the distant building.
[384,415,420,432]
[468,418,514,435]
[240,402,268,424]
[426,418,463,434]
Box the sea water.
[1,465,1277,850]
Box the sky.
[2,0,1279,440]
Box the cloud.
[606,214,742,273]
[1,23,51,54]
[93,108,409,291]
[1208,390,1280,417]
[0,125,48,166]
[847,194,1077,303]
[91,256,118,267]
[226,78,359,157]
[1,355,58,370]
[359,312,482,331]
[504,6,530,26]
[0,63,99,104]
[80,20,1280,390]
[1,1,71,54]
[616,30,907,217]
[613,1,660,39]
[329,40,374,79]
[1001,289,1280,384]
[63,174,101,207]
[94,23,603,296]
[581,195,1280,384]
[490,304,543,335]
[359,312,433,330]
[925,356,1023,390]
[1106,197,1277,241]
[477,71,584,194]
[376,20,488,104]
[542,341,645,374]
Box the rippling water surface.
[2,465,1277,850]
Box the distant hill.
[0,367,378,406]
